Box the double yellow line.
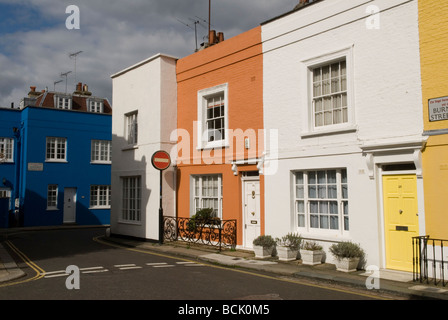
[0,241,45,288]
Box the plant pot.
[253,245,274,259]
[300,249,323,265]
[334,257,360,272]
[277,246,299,261]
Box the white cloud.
[0,0,298,107]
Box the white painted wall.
[262,0,424,268]
[110,54,178,240]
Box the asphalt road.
[0,227,383,316]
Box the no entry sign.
[151,150,171,171]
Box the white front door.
[243,180,261,249]
[63,188,77,223]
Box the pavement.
[1,225,448,300]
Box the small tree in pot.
[329,241,364,272]
[299,241,324,265]
[275,233,302,261]
[253,235,276,258]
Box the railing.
[163,216,237,251]
[413,236,447,287]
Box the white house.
[262,0,426,272]
[110,54,178,241]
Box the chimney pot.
[217,32,224,43]
[209,30,217,44]
[30,86,36,92]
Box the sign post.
[151,150,171,244]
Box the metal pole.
[159,170,164,244]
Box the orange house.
[175,26,264,249]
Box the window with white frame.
[0,188,11,199]
[46,137,67,161]
[55,95,72,110]
[197,84,228,149]
[91,140,111,163]
[89,100,104,113]
[192,175,223,219]
[0,138,13,162]
[125,111,138,146]
[121,176,141,222]
[47,185,58,209]
[312,60,348,128]
[294,169,349,232]
[90,185,111,208]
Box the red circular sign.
[151,150,171,171]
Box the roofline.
[110,53,179,79]
[260,0,324,25]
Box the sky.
[0,0,299,108]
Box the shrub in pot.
[299,241,324,265]
[253,235,276,258]
[275,233,302,261]
[329,241,364,272]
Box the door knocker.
[252,191,256,199]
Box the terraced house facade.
[110,0,447,275]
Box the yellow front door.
[382,174,419,272]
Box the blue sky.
[0,0,298,108]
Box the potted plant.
[276,233,301,261]
[329,241,364,272]
[299,241,324,265]
[253,235,276,258]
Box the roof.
[32,91,112,114]
[261,0,323,25]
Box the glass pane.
[320,201,328,214]
[315,98,323,112]
[295,172,304,185]
[342,185,348,199]
[318,186,326,199]
[330,216,339,230]
[344,216,350,231]
[320,215,329,229]
[308,171,316,184]
[327,170,336,183]
[324,111,332,126]
[296,186,304,199]
[329,201,338,213]
[315,113,323,127]
[297,200,305,213]
[328,185,337,199]
[343,201,349,215]
[308,186,317,198]
[317,171,326,184]
[310,201,318,213]
[298,214,305,228]
[310,214,319,228]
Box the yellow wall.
[419,0,448,239]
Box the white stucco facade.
[261,0,426,269]
[110,54,178,240]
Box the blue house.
[0,84,112,228]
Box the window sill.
[91,161,112,165]
[301,125,358,139]
[46,208,59,211]
[197,141,229,151]
[89,206,111,210]
[117,220,142,226]
[122,145,138,151]
[45,160,68,163]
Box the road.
[0,227,387,315]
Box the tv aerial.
[177,17,208,51]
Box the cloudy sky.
[0,0,299,108]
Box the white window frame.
[121,176,141,223]
[125,111,138,146]
[47,185,58,210]
[0,138,14,163]
[91,140,111,164]
[55,95,72,110]
[293,169,349,236]
[301,46,356,137]
[191,175,223,219]
[90,185,111,209]
[88,99,104,113]
[46,137,67,162]
[197,83,229,150]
